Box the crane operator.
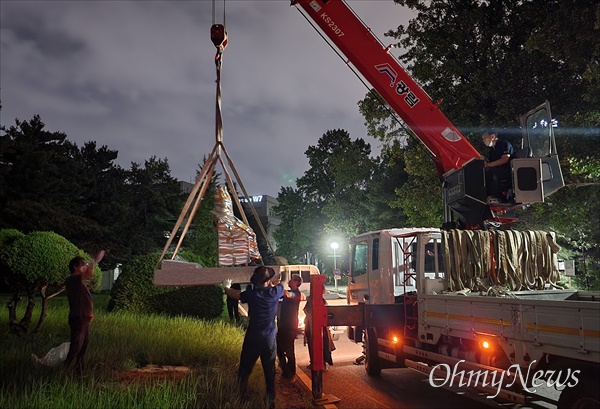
[482,130,514,203]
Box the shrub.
[0,230,101,335]
[108,253,224,319]
[0,228,25,247]
[0,231,101,291]
[0,229,26,292]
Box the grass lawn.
[0,293,314,409]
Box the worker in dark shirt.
[223,266,293,409]
[226,283,242,322]
[65,250,104,373]
[482,130,514,202]
[277,274,304,380]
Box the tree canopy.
[0,230,99,335]
[0,115,186,265]
[274,129,404,269]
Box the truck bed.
[418,290,600,365]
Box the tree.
[388,0,598,127]
[119,156,184,256]
[388,140,443,227]
[273,186,325,264]
[0,228,25,292]
[181,161,219,268]
[361,141,410,231]
[0,230,99,336]
[0,116,120,260]
[0,115,68,206]
[298,129,375,236]
[0,112,219,286]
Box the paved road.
[294,332,496,409]
[241,286,560,409]
[293,329,559,409]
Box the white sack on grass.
[32,342,70,366]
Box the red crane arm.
[292,0,482,176]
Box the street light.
[330,242,339,291]
[330,242,339,270]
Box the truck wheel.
[558,380,600,409]
[364,327,381,376]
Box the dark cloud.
[1,0,412,197]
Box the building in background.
[179,180,194,195]
[241,195,280,251]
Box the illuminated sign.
[240,195,263,203]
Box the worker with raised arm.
[482,130,514,203]
[65,250,104,373]
[222,266,294,409]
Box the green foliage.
[572,255,600,291]
[567,157,600,181]
[121,157,184,256]
[0,231,100,291]
[0,228,25,289]
[274,130,377,263]
[388,0,599,127]
[182,164,218,268]
[274,129,413,265]
[388,141,442,227]
[274,187,319,263]
[0,115,185,266]
[0,228,24,248]
[0,294,309,409]
[107,253,223,319]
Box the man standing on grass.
[223,266,294,409]
[65,250,104,373]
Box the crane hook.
[211,24,228,53]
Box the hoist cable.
[212,0,226,27]
[209,0,275,259]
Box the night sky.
[1,0,412,197]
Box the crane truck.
[322,228,599,408]
[157,1,596,406]
[288,1,598,407]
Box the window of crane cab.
[352,241,368,277]
[409,238,444,277]
[526,108,553,158]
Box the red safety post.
[308,274,340,405]
[309,274,326,400]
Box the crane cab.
[511,100,564,203]
[443,101,564,227]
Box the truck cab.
[346,228,444,345]
[347,228,443,306]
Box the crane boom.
[291,0,564,228]
[292,0,482,176]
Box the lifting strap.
[442,230,562,295]
[156,0,276,268]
